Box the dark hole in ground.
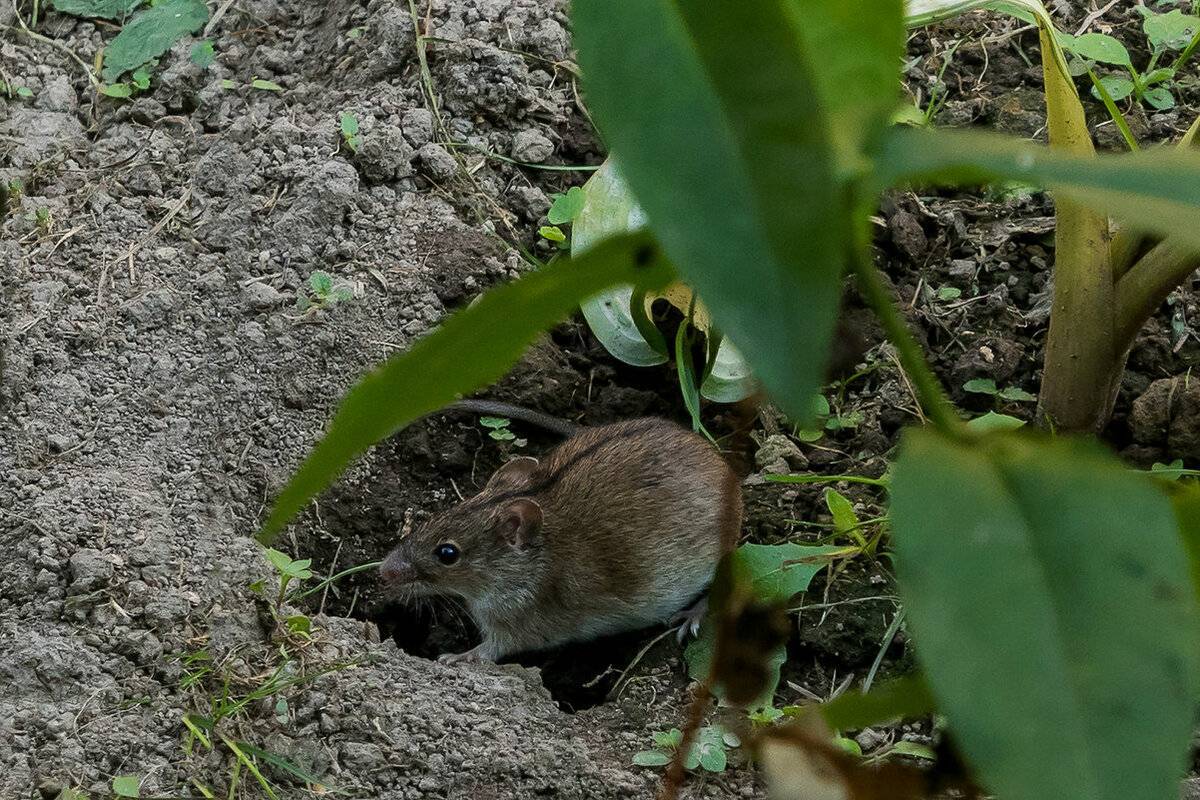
[373,598,674,712]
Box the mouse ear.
[498,499,542,549]
[485,456,540,492]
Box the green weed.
[295,271,353,314]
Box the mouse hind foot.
[670,596,709,643]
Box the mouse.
[378,416,742,662]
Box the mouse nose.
[380,552,417,583]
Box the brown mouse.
[379,417,741,662]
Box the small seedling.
[262,548,313,610]
[33,206,52,235]
[935,286,961,301]
[795,394,864,441]
[2,82,34,99]
[479,416,526,446]
[962,378,1037,404]
[190,40,215,68]
[5,178,24,213]
[633,726,737,772]
[296,270,353,314]
[538,225,569,249]
[339,112,362,153]
[251,78,283,92]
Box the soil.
[2,1,1198,798]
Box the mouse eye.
[434,542,460,566]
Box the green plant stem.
[849,225,960,435]
[1114,238,1200,347]
[1086,68,1139,152]
[290,560,382,601]
[766,473,889,488]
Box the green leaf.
[877,126,1200,249]
[997,386,1037,402]
[1093,75,1136,102]
[891,430,1200,800]
[111,775,140,798]
[833,736,863,756]
[1143,67,1176,86]
[339,111,359,137]
[308,271,333,295]
[632,751,671,767]
[824,488,862,545]
[793,0,905,173]
[99,83,133,98]
[1143,86,1176,111]
[131,67,151,91]
[818,673,937,731]
[1058,32,1132,66]
[548,186,585,225]
[538,225,566,243]
[697,740,727,773]
[653,729,683,749]
[1174,486,1200,602]
[962,377,998,395]
[936,286,961,300]
[965,411,1026,433]
[16,86,34,98]
[285,614,311,634]
[1144,9,1200,50]
[1151,459,1187,481]
[889,740,937,760]
[220,78,236,90]
[51,0,141,20]
[190,39,215,68]
[100,0,208,81]
[478,416,508,429]
[740,542,844,603]
[251,78,283,91]
[258,233,671,542]
[573,0,844,425]
[263,548,293,573]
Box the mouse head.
[379,457,546,601]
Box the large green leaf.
[1174,486,1200,604]
[572,0,843,423]
[877,126,1200,248]
[797,0,905,175]
[52,0,141,20]
[891,430,1199,800]
[258,234,672,542]
[100,0,209,81]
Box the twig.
[11,0,100,88]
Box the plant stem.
[849,222,960,435]
[290,560,382,601]
[1114,237,1200,347]
[1170,29,1200,74]
[1086,68,1139,152]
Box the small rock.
[123,288,177,328]
[415,143,458,181]
[754,433,808,475]
[124,164,163,196]
[46,433,73,453]
[511,129,554,163]
[947,258,976,278]
[1130,376,1200,459]
[401,108,435,147]
[1129,378,1174,445]
[243,282,283,311]
[888,210,927,261]
[34,75,77,114]
[509,185,549,221]
[356,124,414,184]
[69,548,114,591]
[854,728,887,752]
